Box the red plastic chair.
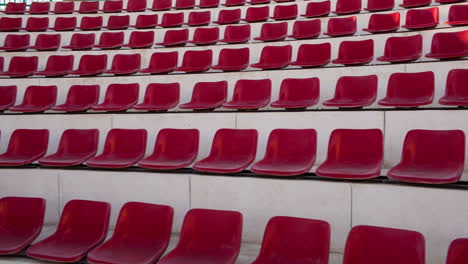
[220,25,250,43]
[323,75,377,108]
[101,0,123,12]
[150,0,172,11]
[214,9,241,24]
[378,71,434,107]
[316,129,383,179]
[365,0,394,11]
[270,78,320,109]
[248,0,270,4]
[252,216,330,264]
[254,22,288,42]
[400,0,431,8]
[30,34,61,51]
[291,43,331,68]
[157,29,188,47]
[35,55,74,77]
[78,16,103,31]
[388,129,465,184]
[9,85,57,113]
[251,45,292,69]
[92,83,139,112]
[0,86,17,111]
[63,33,95,50]
[140,51,178,74]
[378,35,422,63]
[334,0,361,14]
[288,19,321,39]
[426,31,468,59]
[104,54,141,75]
[332,39,373,65]
[272,4,298,20]
[243,6,270,23]
[363,13,400,33]
[189,27,219,45]
[0,129,49,166]
[439,69,468,106]
[27,200,111,262]
[446,5,468,26]
[0,34,30,51]
[87,129,147,168]
[402,7,439,29]
[180,81,228,110]
[158,208,242,264]
[87,202,173,264]
[52,85,100,112]
[175,50,212,72]
[175,0,196,9]
[29,2,50,14]
[447,238,468,264]
[199,0,220,8]
[133,14,158,29]
[70,54,107,76]
[212,48,249,71]
[3,2,26,14]
[325,16,357,37]
[187,11,211,26]
[0,18,22,32]
[343,225,425,264]
[53,1,74,14]
[50,17,77,31]
[123,31,154,48]
[302,0,330,18]
[133,83,180,111]
[0,197,46,255]
[252,129,317,176]
[39,129,99,167]
[94,32,124,49]
[224,0,246,6]
[78,1,99,13]
[105,15,129,30]
[0,56,38,77]
[139,129,199,170]
[22,17,49,32]
[124,0,147,12]
[223,79,271,110]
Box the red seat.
[78,1,99,13]
[140,52,178,74]
[365,0,394,11]
[0,129,49,166]
[175,0,195,9]
[252,216,330,264]
[248,0,270,4]
[53,1,74,14]
[94,32,124,49]
[332,39,374,65]
[438,0,465,3]
[87,202,173,264]
[291,43,331,68]
[325,16,357,37]
[39,129,99,167]
[388,129,465,184]
[86,129,147,168]
[220,25,250,43]
[52,85,100,112]
[138,129,199,170]
[243,6,270,22]
[272,4,297,20]
[159,209,242,264]
[133,14,158,29]
[214,9,241,24]
[334,0,361,14]
[251,45,292,69]
[212,47,249,71]
[31,34,61,51]
[426,31,468,59]
[63,33,95,50]
[270,78,320,109]
[402,7,439,29]
[251,129,316,176]
[323,75,377,108]
[378,71,434,107]
[150,0,172,11]
[343,225,425,264]
[439,69,468,106]
[363,13,400,33]
[104,54,141,75]
[29,2,50,14]
[316,129,383,179]
[288,19,321,39]
[0,18,22,32]
[198,0,220,8]
[446,5,468,26]
[3,2,26,14]
[0,34,30,51]
[302,0,330,18]
[51,17,77,31]
[180,81,227,110]
[92,83,139,111]
[157,29,189,46]
[27,200,110,262]
[189,27,219,45]
[224,0,246,6]
[79,16,103,31]
[0,56,38,77]
[0,57,3,72]
[9,85,57,113]
[400,0,431,7]
[254,22,288,42]
[125,0,147,11]
[175,50,212,72]
[223,79,271,109]
[0,86,17,111]
[133,83,180,111]
[378,35,422,62]
[105,15,130,30]
[447,238,468,264]
[35,55,74,77]
[70,54,107,76]
[123,31,154,48]
[22,17,49,32]
[187,11,211,26]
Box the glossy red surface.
[3,2,25,14]
[378,71,434,107]
[212,47,249,71]
[133,14,158,29]
[125,0,147,11]
[9,85,57,112]
[426,31,468,59]
[365,0,394,11]
[363,13,400,33]
[105,15,130,30]
[176,49,212,72]
[288,19,321,39]
[0,18,22,32]
[53,1,74,14]
[400,0,431,7]
[0,129,49,166]
[92,83,139,111]
[332,39,374,65]
[0,56,38,77]
[291,43,331,67]
[223,79,271,109]
[70,54,107,76]
[187,11,211,26]
[52,85,100,112]
[62,33,95,50]
[272,4,298,20]
[105,54,141,75]
[159,13,185,27]
[220,24,250,43]
[446,5,468,26]
[302,0,330,17]
[180,81,228,110]
[189,27,220,45]
[140,51,178,74]
[78,1,99,13]
[323,75,378,107]
[28,2,50,14]
[35,55,74,77]
[439,69,468,106]
[78,16,103,31]
[158,29,189,46]
[402,7,439,29]
[100,0,123,13]
[22,17,49,32]
[270,78,320,109]
[151,0,172,11]
[133,83,180,111]
[175,0,196,9]
[251,45,292,69]
[0,34,30,51]
[447,238,468,264]
[94,32,124,49]
[123,31,154,48]
[243,6,270,22]
[254,22,288,41]
[0,86,17,111]
[51,17,77,31]
[31,34,61,51]
[325,16,357,36]
[214,9,242,24]
[378,35,422,62]
[333,0,361,14]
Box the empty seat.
[325,16,357,37]
[79,16,103,31]
[51,17,77,31]
[446,5,468,26]
[27,200,111,262]
[133,83,180,111]
[243,6,270,23]
[0,56,38,77]
[157,29,189,46]
[63,33,95,50]
[139,129,199,170]
[0,34,30,51]
[0,18,22,32]
[179,81,228,110]
[9,85,57,113]
[363,13,400,33]
[150,0,172,11]
[92,83,139,111]
[105,15,130,30]
[332,39,374,65]
[447,239,468,264]
[175,50,212,72]
[223,79,272,109]
[52,85,100,112]
[251,45,292,69]
[252,129,317,176]
[272,4,298,20]
[212,47,249,71]
[78,1,99,13]
[94,32,124,49]
[30,34,61,51]
[70,54,107,76]
[175,0,195,9]
[86,129,147,168]
[214,9,241,24]
[400,0,431,7]
[140,52,178,74]
[0,197,45,255]
[334,0,361,14]
[220,25,250,43]
[133,14,158,29]
[0,129,49,166]
[378,71,434,107]
[199,0,220,8]
[288,19,321,39]
[187,11,211,26]
[365,0,394,11]
[254,22,288,42]
[35,55,74,77]
[104,54,141,75]
[0,86,17,111]
[53,1,74,14]
[125,0,147,11]
[271,78,320,109]
[101,0,123,12]
[402,7,439,29]
[291,43,331,68]
[426,31,468,59]
[39,129,99,167]
[344,225,425,264]
[3,2,26,14]
[302,0,330,18]
[87,202,173,264]
[323,75,378,108]
[439,69,468,106]
[158,209,242,264]
[123,31,154,48]
[29,2,50,14]
[22,17,49,32]
[248,0,270,4]
[378,35,422,62]
[189,27,219,45]
[388,129,465,184]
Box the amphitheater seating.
[70,54,107,76]
[302,0,330,18]
[100,0,123,13]
[22,17,48,32]
[0,56,38,77]
[251,45,292,69]
[377,35,422,63]
[363,13,400,33]
[94,32,124,49]
[288,19,321,39]
[104,54,141,75]
[9,85,57,113]
[447,238,468,264]
[140,51,178,74]
[400,0,431,8]
[51,17,77,31]
[378,71,434,107]
[105,15,130,30]
[0,17,21,32]
[402,7,439,29]
[63,33,95,50]
[426,31,468,59]
[243,6,270,23]
[439,69,468,106]
[190,27,220,45]
[187,11,211,26]
[212,47,249,71]
[157,29,189,46]
[52,85,100,112]
[214,9,241,24]
[272,4,298,20]
[133,83,180,111]
[133,14,158,29]
[223,79,272,109]
[179,81,228,110]
[159,12,184,27]
[220,25,250,43]
[0,129,49,166]
[0,34,30,51]
[92,83,139,111]
[291,43,331,68]
[78,1,99,14]
[323,75,378,108]
[325,16,357,37]
[53,1,74,14]
[365,0,395,11]
[30,34,61,51]
[28,2,50,14]
[446,4,468,26]
[270,78,320,109]
[334,0,361,14]
[123,31,154,48]
[332,39,374,65]
[124,0,147,12]
[254,22,288,42]
[35,55,74,77]
[176,49,212,72]
[0,86,16,111]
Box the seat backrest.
[263,129,316,163]
[278,78,320,102]
[405,7,439,26]
[0,197,46,234]
[143,83,180,105]
[337,39,373,60]
[259,45,292,64]
[334,75,378,101]
[65,85,100,105]
[304,0,330,16]
[335,0,361,13]
[444,69,468,97]
[69,33,95,47]
[6,129,49,156]
[447,238,468,264]
[327,16,357,34]
[152,0,172,10]
[110,54,141,70]
[127,0,147,11]
[129,30,154,45]
[208,129,258,159]
[448,4,468,22]
[181,50,212,67]
[218,8,241,22]
[21,85,57,106]
[135,14,158,28]
[78,54,107,71]
[79,1,99,13]
[430,31,468,54]
[259,22,287,38]
[291,19,321,36]
[245,6,269,20]
[53,1,74,14]
[366,0,394,10]
[80,16,103,28]
[296,43,331,63]
[175,0,195,8]
[34,34,61,49]
[163,28,189,43]
[107,15,130,28]
[102,83,139,105]
[383,35,422,57]
[29,2,50,14]
[188,10,211,24]
[102,129,147,157]
[218,47,249,66]
[102,0,123,12]
[8,56,38,72]
[5,2,26,14]
[148,51,178,70]
[232,79,271,103]
[25,17,49,30]
[56,129,99,156]
[190,81,228,103]
[326,129,383,164]
[0,17,22,29]
[3,34,30,48]
[273,4,297,17]
[45,55,74,72]
[367,12,400,30]
[152,129,199,160]
[386,71,434,100]
[161,12,184,25]
[224,24,250,41]
[54,17,77,30]
[98,32,124,46]
[0,86,17,107]
[193,27,219,42]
